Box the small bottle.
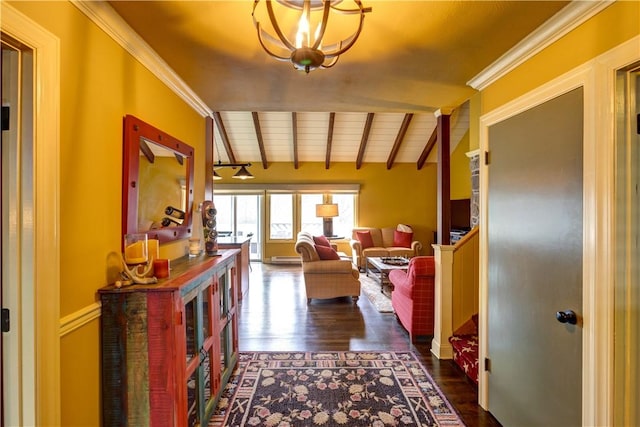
[165,206,185,219]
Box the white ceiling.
[102,0,571,166]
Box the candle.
[124,242,146,264]
[153,259,170,279]
[124,233,148,264]
[148,239,160,261]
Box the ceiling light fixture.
[252,0,371,74]
[213,161,255,180]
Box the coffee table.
[366,256,410,292]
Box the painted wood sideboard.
[99,249,240,427]
[217,235,251,301]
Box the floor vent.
[270,256,301,264]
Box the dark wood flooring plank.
[238,263,501,427]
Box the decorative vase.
[201,200,219,256]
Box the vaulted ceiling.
[103,0,571,167]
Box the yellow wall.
[450,130,471,200]
[9,2,206,425]
[219,162,440,258]
[480,2,640,113]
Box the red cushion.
[313,235,331,247]
[393,230,413,248]
[356,230,374,249]
[316,244,340,260]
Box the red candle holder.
[153,259,170,279]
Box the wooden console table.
[99,249,240,427]
[217,234,251,301]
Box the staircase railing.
[431,227,479,359]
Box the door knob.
[555,310,577,325]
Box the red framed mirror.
[122,115,194,246]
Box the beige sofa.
[294,231,360,304]
[350,227,422,271]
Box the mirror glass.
[122,115,194,245]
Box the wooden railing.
[430,227,479,359]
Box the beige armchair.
[350,226,422,271]
[295,231,360,304]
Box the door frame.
[1,4,60,426]
[478,35,640,426]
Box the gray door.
[487,88,583,426]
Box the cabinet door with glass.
[217,262,238,388]
[183,275,223,427]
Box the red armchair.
[388,256,435,342]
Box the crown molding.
[71,0,212,117]
[467,0,614,91]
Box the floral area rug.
[359,275,394,313]
[209,351,464,426]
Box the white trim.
[478,35,640,426]
[1,3,61,426]
[430,244,455,360]
[71,0,212,118]
[59,303,102,337]
[468,1,613,90]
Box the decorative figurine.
[201,200,220,256]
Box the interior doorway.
[614,63,640,427]
[0,4,61,422]
[1,34,35,427]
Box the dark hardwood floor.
[238,262,501,427]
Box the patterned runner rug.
[359,275,394,313]
[209,351,464,426]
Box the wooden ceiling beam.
[251,112,269,169]
[356,113,374,170]
[418,126,438,169]
[292,112,299,169]
[212,111,236,163]
[325,112,335,169]
[386,113,413,170]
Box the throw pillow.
[397,223,413,233]
[313,235,331,247]
[356,230,374,249]
[393,230,413,248]
[316,244,340,260]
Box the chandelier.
[252,0,372,73]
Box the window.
[214,195,233,234]
[213,194,263,260]
[269,193,293,239]
[215,184,359,248]
[300,194,323,235]
[331,194,355,238]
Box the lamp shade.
[232,165,254,180]
[316,203,339,218]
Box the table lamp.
[316,203,339,237]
